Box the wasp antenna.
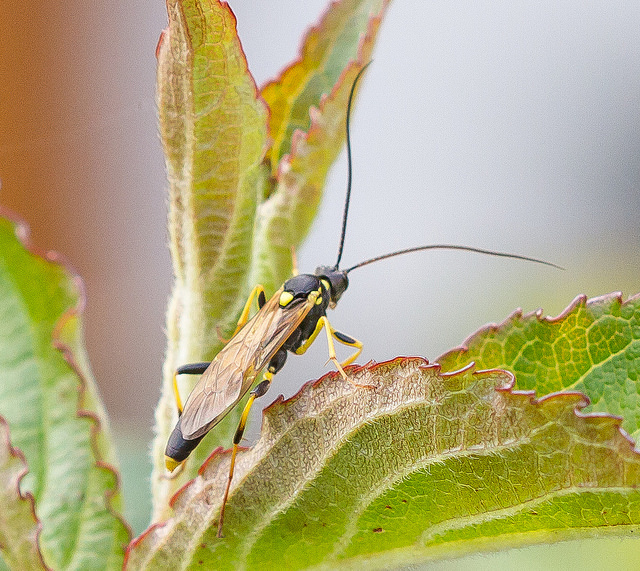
[344,244,564,274]
[334,61,373,270]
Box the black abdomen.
[166,418,205,462]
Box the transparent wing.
[179,287,315,439]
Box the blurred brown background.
[1,0,639,545]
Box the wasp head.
[314,266,349,308]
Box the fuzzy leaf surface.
[438,293,640,441]
[152,0,390,513]
[152,0,271,513]
[0,212,130,570]
[127,358,640,569]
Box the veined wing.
[180,286,316,439]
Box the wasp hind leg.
[172,362,211,416]
[217,350,286,538]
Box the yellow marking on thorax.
[279,291,294,307]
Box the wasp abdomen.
[165,419,205,470]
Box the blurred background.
[1,0,639,564]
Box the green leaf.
[437,293,640,441]
[126,358,640,569]
[151,0,271,518]
[0,211,130,570]
[0,418,46,570]
[262,0,389,176]
[251,0,387,296]
[151,0,390,516]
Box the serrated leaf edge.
[0,206,132,545]
[126,356,640,567]
[271,2,389,179]
[437,292,640,366]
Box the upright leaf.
[0,210,130,570]
[151,0,270,516]
[253,0,389,295]
[152,0,391,514]
[127,358,640,569]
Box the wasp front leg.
[319,317,367,386]
[331,329,363,367]
[295,316,368,388]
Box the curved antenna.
[334,61,372,270]
[344,244,564,274]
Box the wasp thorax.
[281,273,322,306]
[314,266,349,306]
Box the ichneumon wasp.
[164,62,560,537]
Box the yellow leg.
[332,330,363,367]
[217,371,274,538]
[216,285,266,343]
[172,362,210,417]
[320,316,351,381]
[295,316,370,388]
[172,371,184,415]
[232,284,266,337]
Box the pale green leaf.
[0,211,130,570]
[151,0,271,515]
